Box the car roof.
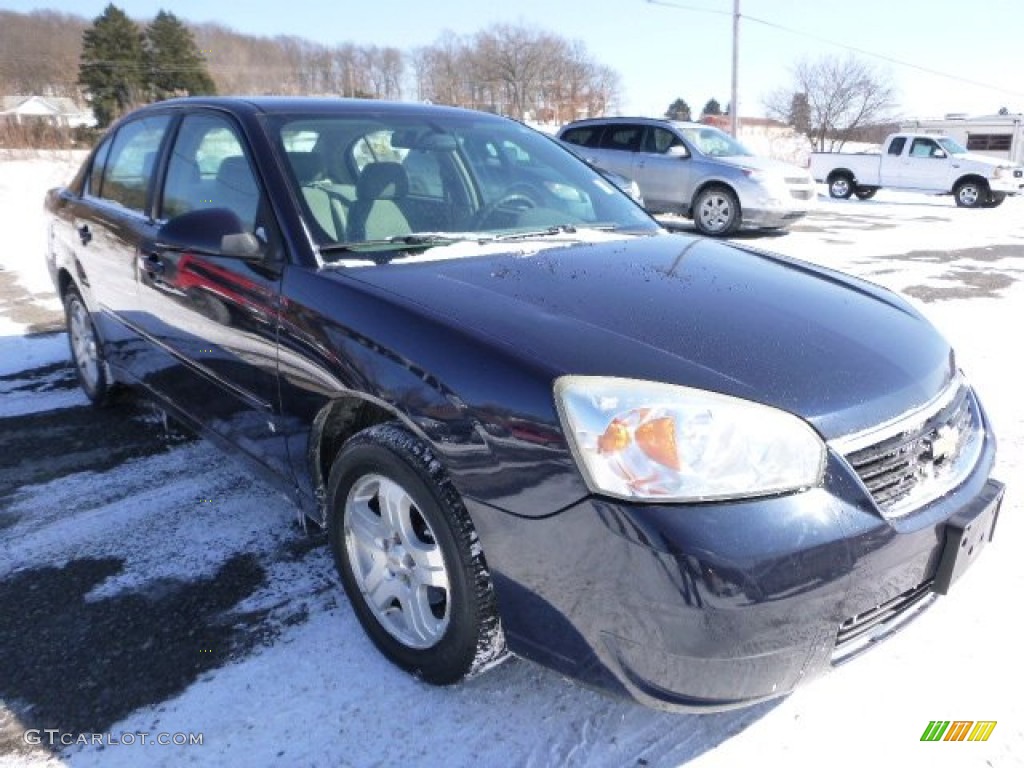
[560,116,706,130]
[131,96,509,122]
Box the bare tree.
[765,54,897,151]
[414,25,618,120]
[0,10,86,97]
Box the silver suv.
[557,117,815,236]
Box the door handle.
[77,224,91,245]
[138,252,165,276]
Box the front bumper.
[741,206,810,229]
[466,429,1000,712]
[989,173,1024,194]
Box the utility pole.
[730,0,739,137]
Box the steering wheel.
[474,186,541,228]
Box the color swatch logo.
[921,721,997,742]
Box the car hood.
[342,233,954,441]
[714,154,810,177]
[956,151,1019,169]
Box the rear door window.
[561,126,604,148]
[599,125,644,152]
[99,115,171,213]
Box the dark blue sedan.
[44,97,1003,711]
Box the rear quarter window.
[560,126,604,148]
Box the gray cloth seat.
[349,162,412,242]
[215,155,260,230]
[287,150,348,241]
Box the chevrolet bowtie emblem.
[930,424,959,462]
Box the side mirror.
[933,149,947,159]
[157,208,263,261]
[666,145,689,159]
[221,232,262,259]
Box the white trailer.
[901,114,1024,165]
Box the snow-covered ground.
[1,153,1022,768]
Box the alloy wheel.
[344,473,451,649]
[69,298,100,392]
[698,193,734,234]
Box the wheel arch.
[308,394,424,526]
[827,168,857,185]
[952,173,989,194]
[690,178,740,212]
[56,267,74,300]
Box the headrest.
[356,162,408,201]
[287,151,326,185]
[216,155,254,191]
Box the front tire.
[983,192,1007,208]
[853,186,878,200]
[327,423,506,684]
[693,185,740,236]
[64,285,113,406]
[954,179,987,208]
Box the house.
[901,113,1024,164]
[1,95,96,129]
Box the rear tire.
[828,174,854,199]
[954,179,987,208]
[693,185,740,236]
[983,192,1006,208]
[326,423,506,684]
[64,285,113,407]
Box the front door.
[134,110,290,479]
[633,126,692,212]
[896,137,951,190]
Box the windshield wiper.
[319,232,496,263]
[493,224,617,241]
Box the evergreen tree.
[789,92,811,135]
[665,98,691,121]
[78,4,146,127]
[702,98,722,117]
[145,10,216,100]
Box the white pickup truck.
[810,133,1024,208]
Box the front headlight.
[554,376,825,502]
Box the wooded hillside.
[0,10,618,121]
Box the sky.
[7,0,1024,120]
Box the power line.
[645,0,1024,100]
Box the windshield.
[937,137,968,155]
[676,125,752,157]
[267,110,658,258]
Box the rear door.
[134,109,291,477]
[877,136,906,187]
[592,123,644,179]
[65,114,172,366]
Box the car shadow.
[0,554,268,757]
[656,216,791,241]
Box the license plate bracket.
[933,480,1004,595]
